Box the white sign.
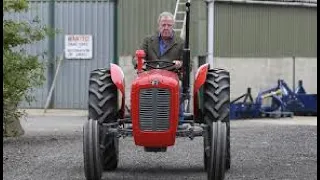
[65,34,93,59]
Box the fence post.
[47,0,55,109]
[44,53,64,113]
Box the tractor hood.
[130,69,180,147]
[132,69,180,88]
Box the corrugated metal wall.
[6,0,116,109]
[117,1,317,58]
[54,1,115,109]
[6,0,316,109]
[117,0,207,57]
[214,2,317,57]
[117,0,175,56]
[190,0,207,56]
[5,1,50,108]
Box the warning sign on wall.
[65,34,93,59]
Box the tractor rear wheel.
[203,69,231,177]
[88,69,119,171]
[83,119,102,180]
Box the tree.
[3,0,54,137]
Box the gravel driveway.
[3,114,317,180]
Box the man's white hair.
[158,11,175,24]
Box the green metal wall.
[214,2,317,57]
[117,0,206,57]
[117,1,317,58]
[117,0,174,56]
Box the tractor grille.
[139,88,170,131]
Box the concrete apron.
[20,109,88,117]
[20,109,317,126]
[242,117,317,126]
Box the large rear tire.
[88,69,119,171]
[203,68,231,178]
[83,119,102,180]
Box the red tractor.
[83,2,230,180]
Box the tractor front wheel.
[205,121,227,180]
[83,119,102,180]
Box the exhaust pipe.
[182,1,191,106]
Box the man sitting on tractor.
[133,11,188,129]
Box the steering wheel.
[145,60,176,69]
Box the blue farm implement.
[230,79,317,120]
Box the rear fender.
[110,63,125,118]
[193,63,209,120]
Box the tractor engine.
[130,69,180,148]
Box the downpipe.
[206,0,215,68]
